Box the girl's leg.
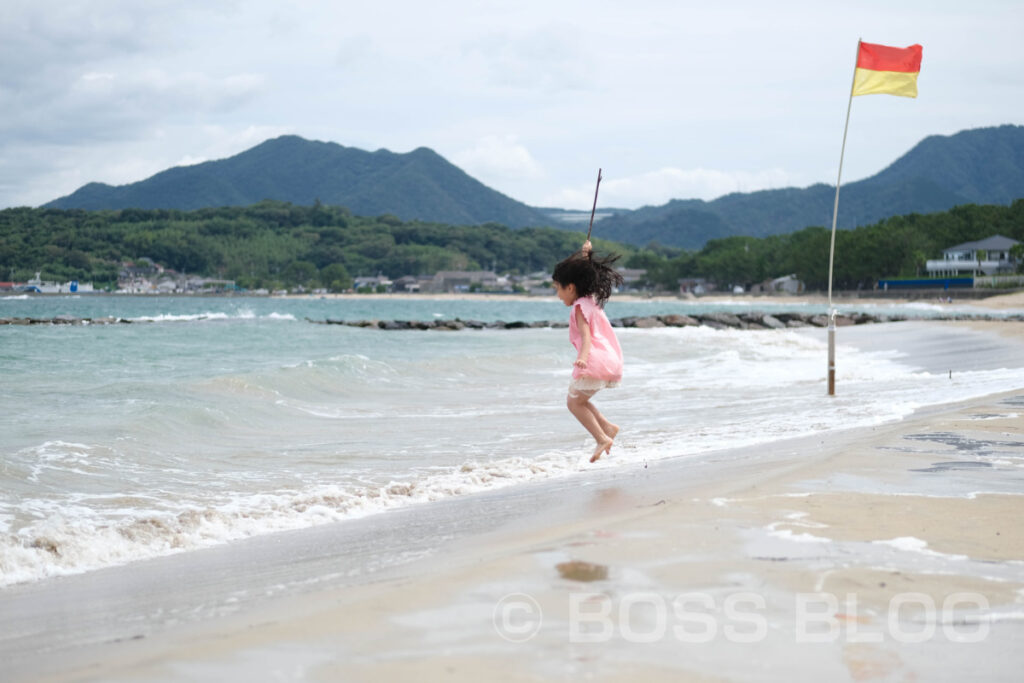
[585,402,619,442]
[567,391,615,462]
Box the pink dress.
[569,295,623,393]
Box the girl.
[552,240,625,462]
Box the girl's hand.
[581,240,592,255]
[574,357,588,369]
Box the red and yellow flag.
[852,41,923,98]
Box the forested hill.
[44,136,551,229]
[2,200,1021,292]
[592,124,1024,249]
[41,125,1024,248]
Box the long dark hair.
[552,248,624,307]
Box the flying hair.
[552,248,624,308]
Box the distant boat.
[23,272,94,294]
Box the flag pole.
[826,38,861,397]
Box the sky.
[1,0,1021,212]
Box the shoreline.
[4,319,1024,681]
[3,319,1023,680]
[10,386,1023,681]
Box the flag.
[852,41,923,98]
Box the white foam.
[0,446,593,587]
[125,310,294,323]
[766,526,832,544]
[130,312,232,322]
[873,536,968,561]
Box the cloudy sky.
[1,0,1021,212]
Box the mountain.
[43,136,550,228]
[592,124,1024,249]
[43,125,1024,247]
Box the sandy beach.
[3,319,1023,682]
[970,290,1024,310]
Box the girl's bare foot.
[590,438,613,463]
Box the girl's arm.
[574,305,592,369]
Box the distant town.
[2,258,808,298]
[3,234,1020,299]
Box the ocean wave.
[0,447,589,587]
[5,358,1023,588]
[129,312,232,323]
[127,310,297,323]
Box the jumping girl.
[551,240,625,462]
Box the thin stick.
[826,38,861,398]
[585,168,603,242]
[828,40,860,311]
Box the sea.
[2,293,1023,588]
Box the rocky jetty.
[0,316,127,325]
[305,311,1022,330]
[4,311,1021,329]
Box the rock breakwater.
[4,311,1021,329]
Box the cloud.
[452,135,545,185]
[2,0,1022,212]
[459,23,592,95]
[543,166,802,209]
[3,68,264,146]
[0,1,259,146]
[0,123,291,208]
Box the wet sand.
[4,322,1023,682]
[971,290,1024,310]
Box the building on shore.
[758,274,804,294]
[353,275,393,293]
[926,235,1020,277]
[425,270,499,293]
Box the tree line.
[632,200,1024,291]
[1,200,1021,292]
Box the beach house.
[426,270,499,293]
[353,275,393,293]
[926,235,1020,277]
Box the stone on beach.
[661,313,700,327]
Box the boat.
[22,272,94,294]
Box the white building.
[354,275,393,292]
[770,274,804,294]
[926,235,1020,277]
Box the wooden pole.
[586,168,603,243]
[827,39,861,397]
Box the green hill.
[593,125,1024,248]
[43,136,550,228]
[4,200,1020,293]
[41,125,1024,248]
